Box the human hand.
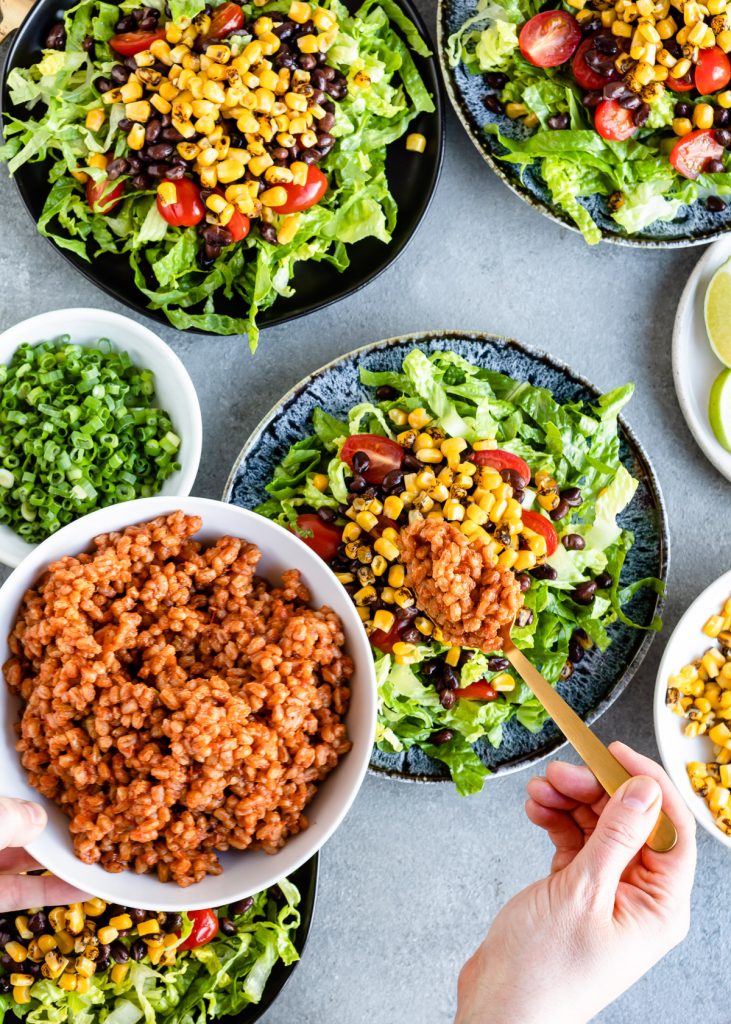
[455,742,696,1024]
[0,797,88,912]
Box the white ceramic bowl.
[0,308,202,568]
[0,496,376,909]
[654,568,731,851]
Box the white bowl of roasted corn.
[655,568,731,850]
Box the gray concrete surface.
[2,4,730,1019]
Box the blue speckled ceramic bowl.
[437,0,731,247]
[224,331,669,783]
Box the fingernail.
[22,801,46,826]
[620,776,660,812]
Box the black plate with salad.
[0,857,317,1024]
[440,0,731,244]
[225,332,669,795]
[0,0,442,346]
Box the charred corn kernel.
[157,181,178,207]
[10,973,33,987]
[428,483,450,503]
[201,80,226,104]
[710,786,731,812]
[111,963,129,985]
[653,63,669,79]
[289,0,311,21]
[576,6,595,20]
[109,914,132,931]
[705,615,726,637]
[314,5,336,29]
[259,31,281,54]
[87,153,108,170]
[307,473,328,494]
[150,39,172,64]
[444,646,461,668]
[471,439,496,451]
[386,565,404,589]
[76,977,91,995]
[388,408,408,426]
[383,496,404,520]
[101,86,123,104]
[206,43,231,63]
[120,77,143,103]
[214,157,245,183]
[489,498,508,524]
[373,610,396,633]
[527,532,548,557]
[70,168,89,182]
[98,927,119,944]
[342,522,362,543]
[687,19,708,44]
[205,193,228,215]
[410,616,431,637]
[14,918,32,941]
[76,956,96,978]
[601,8,617,23]
[55,931,74,955]
[85,108,106,131]
[137,920,159,937]
[478,492,496,515]
[710,722,731,746]
[159,80,180,102]
[514,550,537,572]
[260,186,287,207]
[537,491,560,512]
[465,504,488,525]
[265,165,296,186]
[394,587,415,609]
[670,56,692,76]
[416,469,436,489]
[505,101,528,118]
[248,153,274,176]
[6,943,27,964]
[369,555,386,577]
[13,987,31,1004]
[491,672,515,692]
[710,0,728,11]
[355,510,378,532]
[36,936,57,955]
[498,548,519,569]
[125,99,151,122]
[440,436,467,463]
[354,585,376,606]
[58,973,77,992]
[673,116,693,135]
[199,164,218,187]
[297,33,319,51]
[336,572,354,585]
[403,131,427,154]
[461,520,480,538]
[718,27,731,47]
[218,202,236,226]
[443,499,465,522]
[373,537,400,561]
[721,764,731,787]
[638,19,662,42]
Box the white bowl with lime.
[673,238,731,483]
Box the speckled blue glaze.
[436,0,731,247]
[224,332,669,783]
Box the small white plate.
[0,308,202,567]
[673,237,731,483]
[654,568,731,851]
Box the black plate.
[1,0,444,336]
[236,854,318,1024]
[223,331,669,784]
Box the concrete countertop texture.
[1,2,729,1020]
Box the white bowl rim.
[0,308,202,569]
[653,566,731,851]
[0,495,376,908]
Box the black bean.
[131,173,151,190]
[0,931,11,948]
[97,943,111,961]
[147,162,172,178]
[707,195,727,212]
[501,467,528,489]
[581,15,602,33]
[299,53,317,71]
[269,147,289,163]
[595,571,613,589]
[327,78,347,100]
[547,112,570,130]
[633,103,650,127]
[202,241,220,263]
[275,49,297,69]
[347,474,366,494]
[163,164,186,181]
[115,14,137,32]
[714,107,731,129]
[106,158,129,181]
[584,48,608,71]
[442,665,461,690]
[130,939,146,961]
[111,941,129,964]
[594,34,618,55]
[96,77,114,94]
[458,649,476,668]
[375,385,398,401]
[145,120,162,144]
[118,117,133,132]
[0,978,10,994]
[400,626,421,645]
[300,148,322,164]
[161,126,184,141]
[160,112,173,127]
[673,101,691,118]
[274,19,295,39]
[568,637,585,664]
[572,580,598,605]
[531,564,557,581]
[110,64,131,85]
[618,93,641,110]
[129,908,147,924]
[603,81,628,100]
[706,157,726,174]
[352,451,370,474]
[45,22,67,48]
[420,660,440,679]
[82,35,96,54]
[126,153,142,171]
[484,71,508,89]
[317,132,335,155]
[139,15,157,29]
[96,958,110,973]
[146,142,174,161]
[440,689,457,710]
[219,917,237,936]
[381,469,404,495]
[582,90,603,109]
[28,911,48,935]
[549,498,570,521]
[716,128,731,148]
[0,953,13,970]
[513,487,525,503]
[200,223,233,247]
[665,37,682,57]
[429,728,454,745]
[259,222,278,244]
[487,656,510,671]
[560,486,582,506]
[229,897,254,917]
[562,533,585,550]
[483,94,504,115]
[402,454,422,472]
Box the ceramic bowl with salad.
[0,861,316,1024]
[440,0,731,244]
[0,0,439,347]
[225,332,668,795]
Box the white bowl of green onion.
[0,308,202,568]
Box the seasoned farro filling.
[2,511,352,887]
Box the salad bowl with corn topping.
[0,0,439,344]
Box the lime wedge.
[709,368,731,452]
[705,257,731,367]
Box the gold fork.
[498,619,677,853]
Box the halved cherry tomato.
[290,514,342,563]
[227,209,251,242]
[277,166,328,214]
[370,618,403,654]
[109,28,165,55]
[594,99,636,141]
[156,178,205,227]
[86,177,124,214]
[471,448,531,486]
[666,73,695,93]
[670,128,725,179]
[521,509,559,557]
[341,434,404,485]
[458,681,498,701]
[696,46,731,95]
[206,1,244,39]
[519,10,581,69]
[571,39,608,90]
[180,909,219,950]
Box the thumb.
[573,775,662,892]
[0,797,47,850]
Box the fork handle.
[507,646,677,853]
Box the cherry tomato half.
[594,99,637,141]
[695,46,731,95]
[227,209,251,242]
[665,72,695,93]
[86,176,124,214]
[457,681,498,701]
[290,513,342,563]
[109,28,165,55]
[180,909,219,950]
[521,509,559,557]
[277,165,328,214]
[156,178,205,227]
[571,39,608,91]
[670,128,725,179]
[471,448,531,487]
[341,434,404,485]
[370,618,403,654]
[519,10,581,69]
[206,1,244,40]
